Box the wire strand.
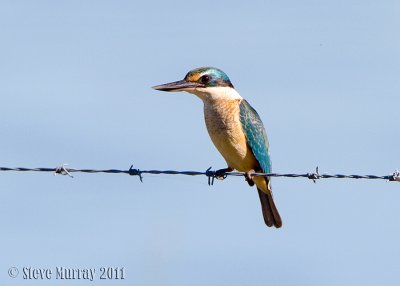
[0,164,399,185]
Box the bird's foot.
[245,170,255,186]
[215,167,233,180]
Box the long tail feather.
[257,184,282,228]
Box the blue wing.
[239,99,271,174]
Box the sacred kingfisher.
[153,67,282,228]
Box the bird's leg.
[245,170,255,186]
[215,167,233,180]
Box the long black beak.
[152,79,202,92]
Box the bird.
[153,67,282,228]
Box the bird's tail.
[257,180,282,228]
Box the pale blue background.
[0,1,399,285]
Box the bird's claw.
[215,169,228,180]
[245,171,255,186]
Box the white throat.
[187,86,242,102]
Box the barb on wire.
[307,166,320,183]
[128,165,143,182]
[54,164,74,178]
[0,164,399,184]
[391,170,400,182]
[205,167,215,186]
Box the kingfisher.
[153,67,282,228]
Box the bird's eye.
[200,75,210,84]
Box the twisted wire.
[0,165,398,185]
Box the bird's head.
[153,67,240,101]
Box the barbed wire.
[0,164,399,185]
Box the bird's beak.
[152,79,201,92]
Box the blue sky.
[0,1,399,285]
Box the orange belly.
[203,98,259,172]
